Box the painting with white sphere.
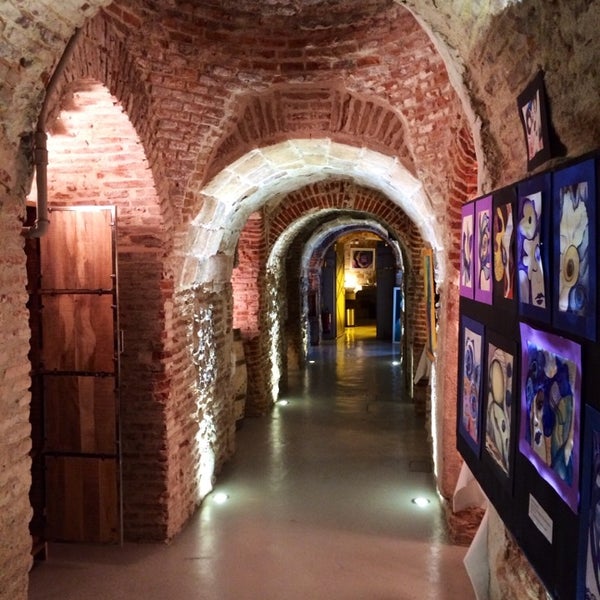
[552,158,596,341]
[484,332,516,479]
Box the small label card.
[528,494,553,543]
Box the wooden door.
[38,206,121,543]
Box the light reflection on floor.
[29,324,474,600]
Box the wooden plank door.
[38,206,121,543]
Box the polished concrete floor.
[29,325,474,600]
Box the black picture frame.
[458,315,485,457]
[517,70,552,171]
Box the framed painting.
[516,173,552,324]
[492,186,516,309]
[552,158,597,341]
[577,405,600,599]
[392,286,403,344]
[458,316,485,456]
[517,70,552,171]
[351,248,375,270]
[460,202,475,299]
[483,330,517,480]
[423,248,437,358]
[474,195,493,304]
[519,322,581,513]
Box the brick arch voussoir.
[203,84,416,188]
[268,180,424,270]
[45,15,172,229]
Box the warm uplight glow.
[412,497,431,508]
[213,492,229,504]
[344,272,362,292]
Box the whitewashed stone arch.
[180,139,446,289]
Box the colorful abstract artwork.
[484,335,515,476]
[517,174,551,323]
[460,202,475,299]
[577,406,600,599]
[519,322,581,512]
[517,70,552,171]
[553,158,597,340]
[459,316,484,454]
[493,188,516,306]
[475,196,493,304]
[423,248,437,358]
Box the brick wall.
[8,2,593,599]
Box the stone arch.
[181,139,458,497]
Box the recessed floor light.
[213,492,229,504]
[278,400,289,406]
[411,497,431,508]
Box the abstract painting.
[517,70,552,171]
[484,332,516,477]
[519,322,581,513]
[475,195,493,304]
[423,248,437,358]
[459,316,484,455]
[553,158,596,341]
[517,173,551,323]
[492,187,516,307]
[577,405,600,599]
[460,202,475,299]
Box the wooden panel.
[45,456,119,543]
[41,294,115,372]
[44,376,116,454]
[40,208,114,290]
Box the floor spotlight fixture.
[278,399,289,406]
[213,492,229,505]
[411,497,431,508]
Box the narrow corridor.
[29,326,474,600]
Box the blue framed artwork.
[460,202,475,299]
[516,173,552,324]
[492,186,516,309]
[474,195,493,304]
[458,315,485,455]
[519,322,581,513]
[553,158,596,341]
[577,405,600,599]
[483,330,517,481]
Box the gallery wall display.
[457,150,599,600]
